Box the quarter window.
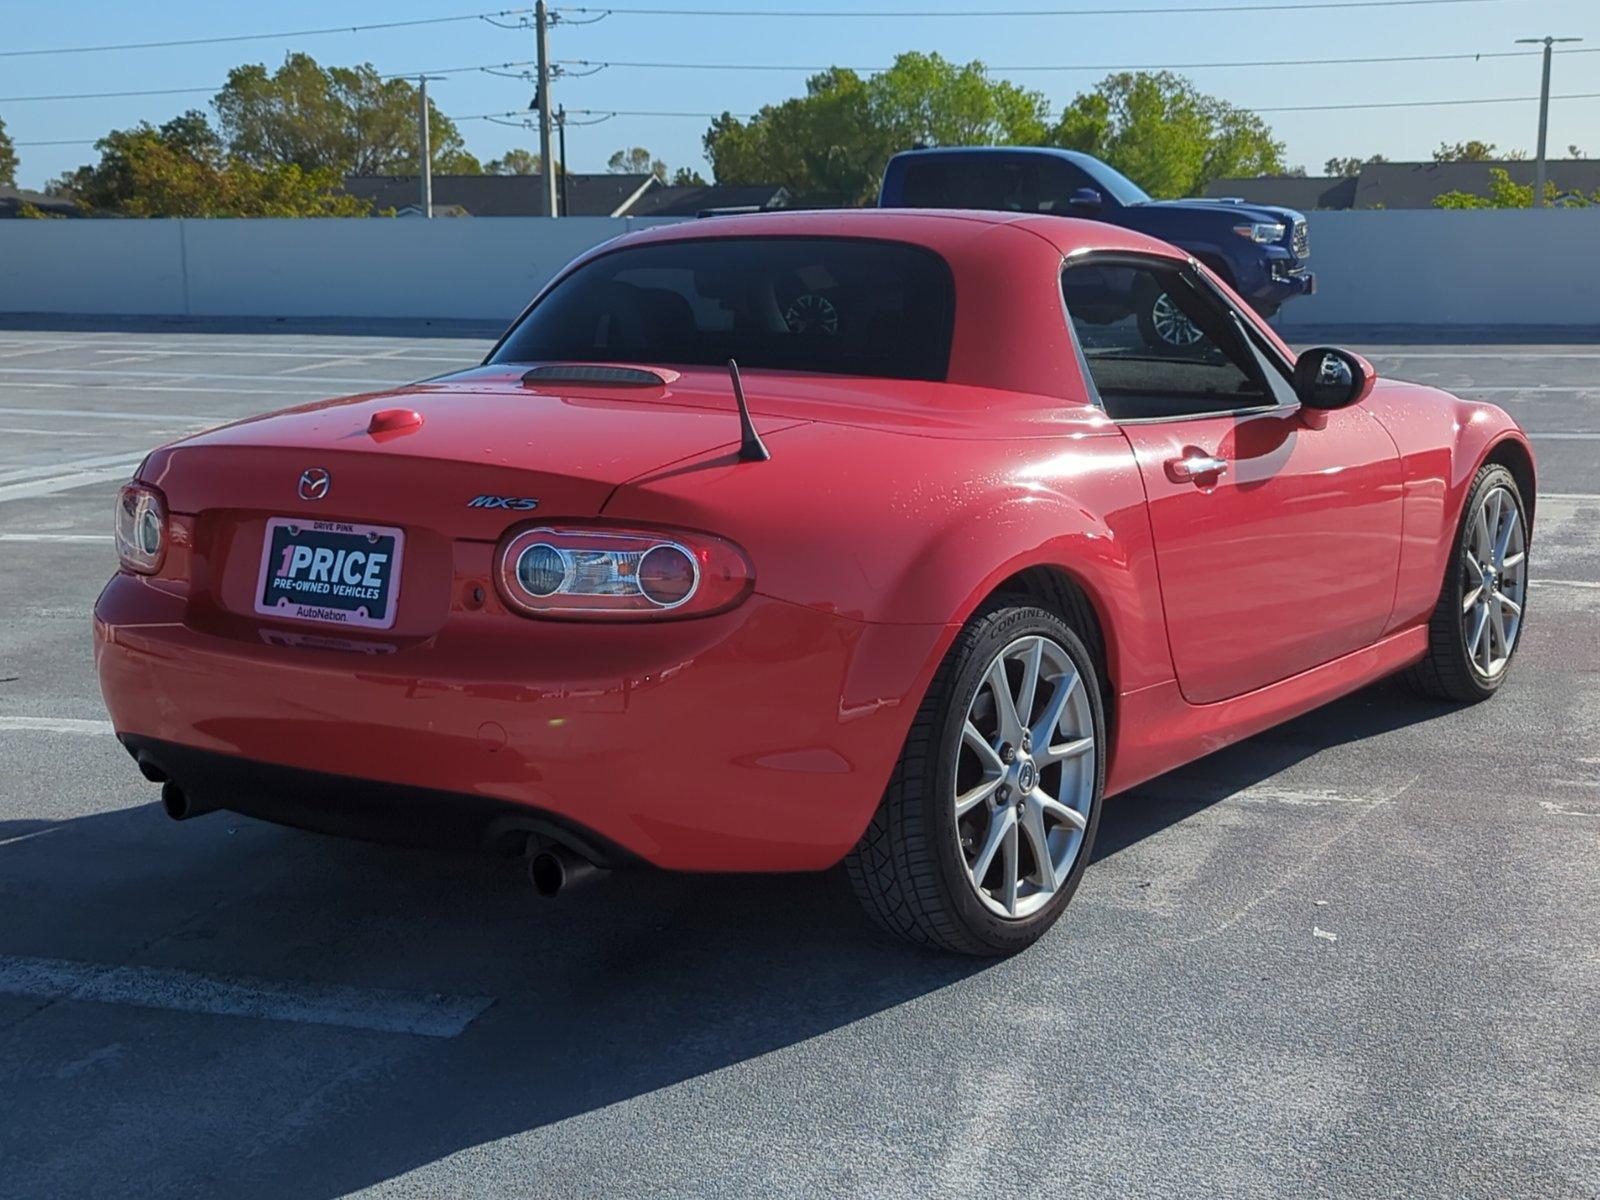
[1062,261,1280,421]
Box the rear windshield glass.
[490,236,954,381]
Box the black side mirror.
[1293,346,1376,410]
[1067,187,1103,213]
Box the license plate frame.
[254,517,405,631]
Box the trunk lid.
[139,372,800,636]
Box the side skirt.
[1104,625,1428,798]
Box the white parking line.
[0,717,114,734]
[1532,579,1600,590]
[0,955,494,1038]
[0,367,422,387]
[1528,432,1600,440]
[0,404,226,424]
[0,451,156,487]
[0,460,142,503]
[0,380,332,398]
[0,535,113,545]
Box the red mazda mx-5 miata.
[96,210,1535,955]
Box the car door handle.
[1165,452,1229,483]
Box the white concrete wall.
[1,209,1597,326]
[0,217,678,322]
[1281,208,1600,327]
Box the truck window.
[899,158,1094,213]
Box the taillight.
[495,525,753,619]
[114,483,167,575]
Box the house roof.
[1351,160,1600,208]
[1201,175,1358,211]
[341,173,658,217]
[0,186,84,218]
[624,183,792,217]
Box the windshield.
[491,236,955,382]
[1087,160,1151,206]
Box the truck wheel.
[1136,284,1205,351]
[845,604,1106,956]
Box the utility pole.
[535,1,558,218]
[1515,35,1582,207]
[418,75,433,219]
[557,105,569,218]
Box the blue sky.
[3,0,1596,190]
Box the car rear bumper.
[95,572,947,871]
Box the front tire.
[845,605,1106,956]
[1404,463,1530,703]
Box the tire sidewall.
[925,606,1107,954]
[1449,464,1527,698]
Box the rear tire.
[1404,463,1529,703]
[845,604,1106,956]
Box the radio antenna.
[726,358,770,463]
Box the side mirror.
[1067,187,1103,213]
[1293,346,1376,410]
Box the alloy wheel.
[953,635,1096,919]
[1461,483,1527,679]
[1151,293,1205,347]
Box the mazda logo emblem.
[298,467,331,501]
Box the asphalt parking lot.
[0,319,1596,1199]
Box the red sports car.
[96,210,1535,955]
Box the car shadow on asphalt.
[1,678,1455,1198]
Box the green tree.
[1434,166,1596,209]
[1324,153,1386,176]
[1432,140,1523,163]
[486,148,542,175]
[607,146,667,181]
[214,54,479,176]
[706,54,1047,205]
[1051,71,1283,198]
[59,111,371,217]
[671,166,708,186]
[0,115,17,187]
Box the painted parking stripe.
[0,403,227,423]
[0,954,494,1038]
[0,451,156,486]
[0,534,114,546]
[1528,432,1600,440]
[0,366,422,387]
[0,460,143,503]
[0,717,114,734]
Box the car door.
[1062,257,1403,705]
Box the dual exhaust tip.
[155,766,603,898]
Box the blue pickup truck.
[878,146,1314,347]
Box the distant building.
[1202,175,1357,211]
[1205,159,1600,210]
[341,174,791,218]
[0,186,84,218]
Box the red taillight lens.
[495,526,753,620]
[114,483,167,575]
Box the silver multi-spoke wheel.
[954,635,1096,920]
[1150,293,1204,347]
[1461,483,1527,679]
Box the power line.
[0,8,534,59]
[556,0,1522,17]
[451,91,1600,124]
[559,46,1599,74]
[0,61,541,105]
[21,89,1600,147]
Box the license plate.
[255,517,404,630]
